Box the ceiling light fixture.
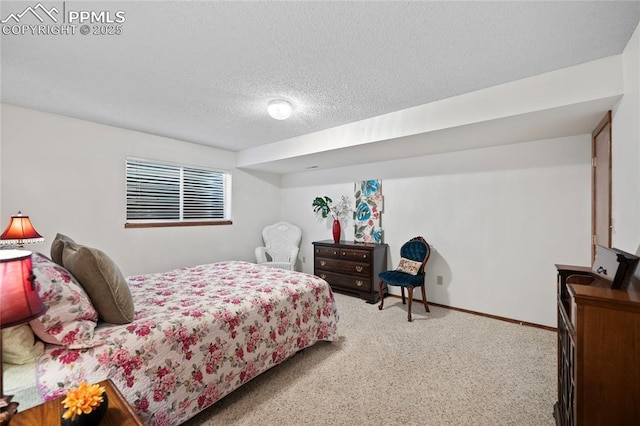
[267,99,293,120]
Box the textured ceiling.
[1,1,639,153]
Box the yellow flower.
[61,381,106,421]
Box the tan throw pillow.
[50,233,75,265]
[396,257,422,275]
[62,242,134,324]
[2,324,44,364]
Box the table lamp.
[0,212,44,248]
[0,250,47,425]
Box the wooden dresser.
[313,240,387,303]
[554,264,640,425]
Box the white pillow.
[396,257,422,275]
[29,253,101,348]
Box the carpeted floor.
[182,292,557,425]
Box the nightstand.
[11,379,143,426]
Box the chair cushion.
[378,270,425,287]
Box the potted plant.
[312,195,352,243]
[61,381,108,426]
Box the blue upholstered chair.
[378,236,431,321]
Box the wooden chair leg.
[421,284,430,312]
[378,280,385,311]
[407,286,414,322]
[401,287,406,305]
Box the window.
[125,158,232,228]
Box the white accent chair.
[255,221,302,271]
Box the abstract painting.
[354,179,383,243]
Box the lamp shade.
[0,212,44,246]
[0,250,47,328]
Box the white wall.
[281,136,592,327]
[0,104,282,276]
[612,22,640,253]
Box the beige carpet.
[182,293,557,426]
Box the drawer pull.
[320,260,327,266]
[320,274,327,279]
[333,251,337,255]
[363,254,367,259]
[356,280,364,287]
[355,266,363,272]
[342,252,346,256]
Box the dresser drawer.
[314,246,341,259]
[315,258,370,277]
[338,249,370,262]
[315,270,372,293]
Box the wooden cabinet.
[554,265,640,425]
[313,240,387,303]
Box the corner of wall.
[611,21,640,253]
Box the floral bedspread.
[36,261,339,425]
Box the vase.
[61,392,108,426]
[332,219,341,244]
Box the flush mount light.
[267,99,293,120]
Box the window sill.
[125,220,232,229]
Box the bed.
[3,247,338,426]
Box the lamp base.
[0,395,19,425]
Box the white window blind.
[126,158,231,223]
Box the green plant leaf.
[312,196,332,218]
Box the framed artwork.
[354,179,383,243]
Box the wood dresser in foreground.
[313,240,388,303]
[554,264,640,426]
